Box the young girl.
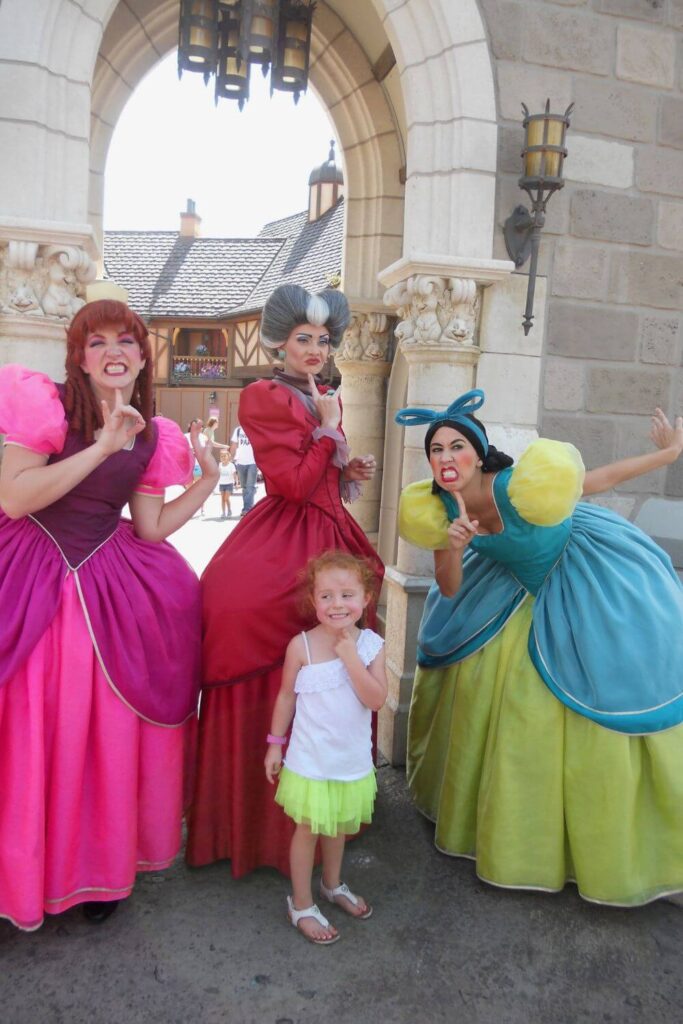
[218,450,236,518]
[264,551,387,945]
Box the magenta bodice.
[0,369,200,726]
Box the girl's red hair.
[64,300,154,441]
[298,550,379,623]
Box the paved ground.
[2,490,682,1023]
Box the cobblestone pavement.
[2,490,681,1023]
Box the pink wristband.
[267,733,286,745]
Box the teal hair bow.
[395,389,488,455]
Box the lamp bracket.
[503,205,534,268]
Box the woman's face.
[428,425,481,492]
[278,322,331,379]
[81,322,145,401]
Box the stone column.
[0,220,97,379]
[334,304,394,545]
[376,256,512,765]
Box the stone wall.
[480,0,683,513]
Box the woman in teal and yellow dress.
[396,390,683,907]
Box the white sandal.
[286,895,340,945]
[320,881,373,920]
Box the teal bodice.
[419,470,683,735]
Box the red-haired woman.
[0,299,218,931]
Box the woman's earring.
[277,349,286,361]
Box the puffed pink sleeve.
[0,364,67,454]
[135,416,194,495]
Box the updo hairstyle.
[259,284,350,351]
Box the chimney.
[180,198,201,238]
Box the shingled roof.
[234,198,343,314]
[103,197,344,321]
[103,233,282,319]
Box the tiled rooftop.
[103,233,282,318]
[103,198,344,321]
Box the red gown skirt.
[186,489,383,878]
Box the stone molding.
[383,274,483,349]
[336,310,393,364]
[0,232,97,321]
[378,253,514,290]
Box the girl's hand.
[332,627,359,664]
[190,419,219,481]
[96,389,146,456]
[650,408,683,460]
[308,373,341,430]
[264,744,283,785]
[447,492,479,552]
[343,455,376,482]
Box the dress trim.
[531,624,683,718]
[28,513,119,572]
[71,569,191,730]
[419,590,528,662]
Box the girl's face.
[278,322,331,379]
[220,451,230,464]
[81,322,145,401]
[428,425,481,492]
[313,566,370,632]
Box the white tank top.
[284,628,384,782]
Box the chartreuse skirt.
[275,766,376,837]
[408,597,683,907]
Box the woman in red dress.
[187,285,384,878]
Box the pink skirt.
[0,575,193,931]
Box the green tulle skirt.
[275,766,376,837]
[408,597,683,906]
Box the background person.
[218,450,236,518]
[229,423,257,516]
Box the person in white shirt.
[229,423,257,516]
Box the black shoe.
[82,900,120,924]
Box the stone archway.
[0,0,516,763]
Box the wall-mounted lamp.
[504,100,573,335]
[209,391,217,403]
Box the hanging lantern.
[271,1,315,102]
[239,0,277,72]
[178,0,219,79]
[216,2,250,109]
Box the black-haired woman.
[397,389,683,907]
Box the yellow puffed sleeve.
[507,438,585,526]
[398,479,450,550]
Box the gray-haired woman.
[187,284,384,879]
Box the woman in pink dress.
[0,299,218,931]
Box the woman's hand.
[190,419,219,482]
[650,408,683,461]
[308,373,341,430]
[95,389,146,456]
[446,492,479,552]
[343,455,376,482]
[264,744,283,785]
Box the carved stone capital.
[336,310,394,365]
[0,240,96,320]
[383,274,481,350]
